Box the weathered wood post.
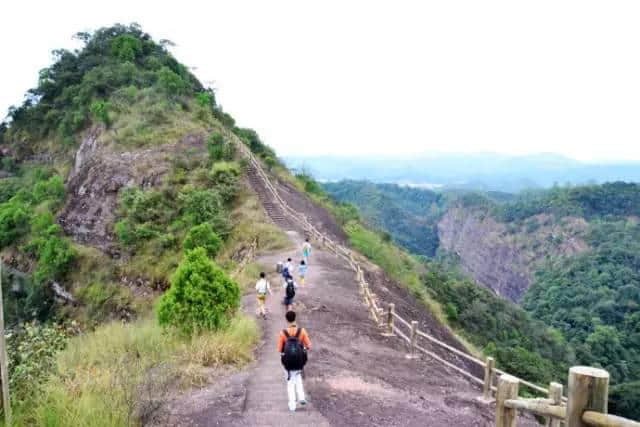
[381,303,395,336]
[0,264,10,426]
[406,321,418,359]
[547,382,563,427]
[566,366,609,427]
[483,357,495,400]
[495,374,519,427]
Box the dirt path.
[157,229,525,426]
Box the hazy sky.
[2,1,640,161]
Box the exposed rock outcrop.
[437,207,588,302]
[59,130,206,252]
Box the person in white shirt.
[255,272,271,318]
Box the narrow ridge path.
[237,231,331,427]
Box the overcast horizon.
[3,1,640,162]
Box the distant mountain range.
[284,153,640,193]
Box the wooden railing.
[230,133,639,427]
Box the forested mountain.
[324,179,640,418]
[0,24,281,423]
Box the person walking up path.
[277,310,311,412]
[282,275,297,310]
[255,272,271,318]
[302,238,311,264]
[297,260,307,286]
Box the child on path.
[302,238,311,264]
[255,272,271,318]
[277,311,311,412]
[282,275,297,310]
[298,260,307,286]
[282,258,293,278]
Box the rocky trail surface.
[156,230,521,426]
[154,161,539,426]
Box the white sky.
[2,1,640,161]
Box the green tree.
[157,66,187,96]
[157,248,240,334]
[110,34,142,62]
[183,223,223,257]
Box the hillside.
[324,179,640,418]
[0,24,289,424]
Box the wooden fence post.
[495,374,519,427]
[0,264,10,426]
[381,303,395,336]
[547,382,563,427]
[406,321,418,359]
[566,366,609,427]
[483,357,495,400]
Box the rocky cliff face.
[437,207,588,302]
[59,128,206,253]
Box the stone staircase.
[246,164,291,228]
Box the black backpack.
[281,328,307,371]
[286,279,295,299]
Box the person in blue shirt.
[298,260,308,286]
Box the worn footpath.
[155,227,528,426]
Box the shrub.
[33,175,65,205]
[157,248,240,334]
[157,66,187,96]
[196,92,213,108]
[8,321,70,405]
[445,302,458,321]
[90,100,111,126]
[209,161,240,185]
[183,223,223,257]
[114,219,136,246]
[178,188,229,234]
[207,132,235,162]
[0,200,30,247]
[34,236,76,284]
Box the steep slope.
[323,179,640,418]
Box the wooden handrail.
[416,329,485,367]
[582,411,640,427]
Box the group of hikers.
[254,238,313,412]
[255,238,312,318]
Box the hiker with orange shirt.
[277,310,311,412]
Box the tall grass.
[13,315,258,427]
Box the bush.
[33,175,65,205]
[209,161,240,185]
[0,200,30,247]
[8,322,70,405]
[114,219,136,246]
[178,188,229,233]
[183,223,223,257]
[157,66,187,96]
[207,132,235,162]
[90,100,111,126]
[34,236,76,284]
[158,248,240,334]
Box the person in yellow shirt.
[255,272,271,318]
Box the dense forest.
[323,180,444,256]
[324,179,640,419]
